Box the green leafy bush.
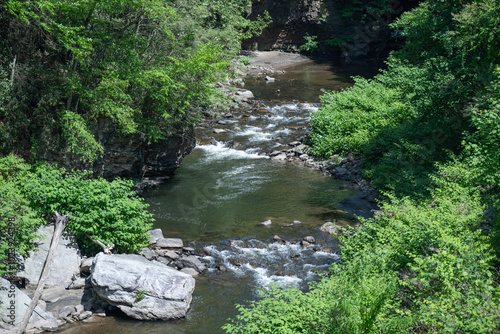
[0,155,153,256]
[225,163,500,333]
[0,156,43,276]
[308,77,410,157]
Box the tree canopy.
[0,0,269,162]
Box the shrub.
[0,156,43,276]
[308,77,410,157]
[0,155,153,256]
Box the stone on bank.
[0,278,58,333]
[90,253,195,320]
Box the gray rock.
[154,250,165,257]
[156,238,183,249]
[293,220,302,225]
[260,219,272,226]
[213,129,228,134]
[180,268,199,277]
[175,256,206,273]
[37,300,46,312]
[41,286,68,303]
[156,257,171,266]
[68,278,86,290]
[163,251,180,261]
[147,229,164,244]
[273,235,285,243]
[319,222,340,235]
[17,225,81,288]
[45,288,86,321]
[233,90,254,102]
[265,76,275,82]
[78,311,92,321]
[91,253,195,320]
[36,117,196,181]
[139,248,157,261]
[0,278,58,333]
[290,144,308,155]
[216,264,227,272]
[303,236,315,244]
[75,304,84,315]
[270,153,287,161]
[80,257,94,274]
[183,247,195,254]
[335,167,349,175]
[299,154,309,161]
[57,305,75,319]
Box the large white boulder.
[16,225,81,288]
[90,253,195,320]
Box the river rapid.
[58,58,380,334]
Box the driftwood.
[10,54,17,84]
[18,212,68,334]
[86,234,114,255]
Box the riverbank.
[234,51,380,219]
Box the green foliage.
[135,289,147,301]
[227,1,500,333]
[60,110,104,163]
[0,0,269,162]
[226,162,500,333]
[0,156,43,276]
[334,0,391,23]
[299,34,319,53]
[0,155,153,256]
[308,77,410,157]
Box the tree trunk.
[17,212,68,334]
[10,54,17,84]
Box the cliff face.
[34,119,196,179]
[242,0,419,61]
[243,0,343,53]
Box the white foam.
[272,128,292,136]
[196,141,268,160]
[236,126,273,142]
[204,240,338,292]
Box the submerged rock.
[91,253,195,320]
[318,222,341,235]
[303,236,315,244]
[260,219,272,226]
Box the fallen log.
[86,234,115,255]
[18,212,68,334]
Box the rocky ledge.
[0,226,204,333]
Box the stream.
[59,59,380,334]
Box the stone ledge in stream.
[268,140,375,192]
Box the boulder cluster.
[0,226,200,333]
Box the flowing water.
[59,60,380,334]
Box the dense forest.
[0,0,268,270]
[225,0,500,333]
[1,0,500,333]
